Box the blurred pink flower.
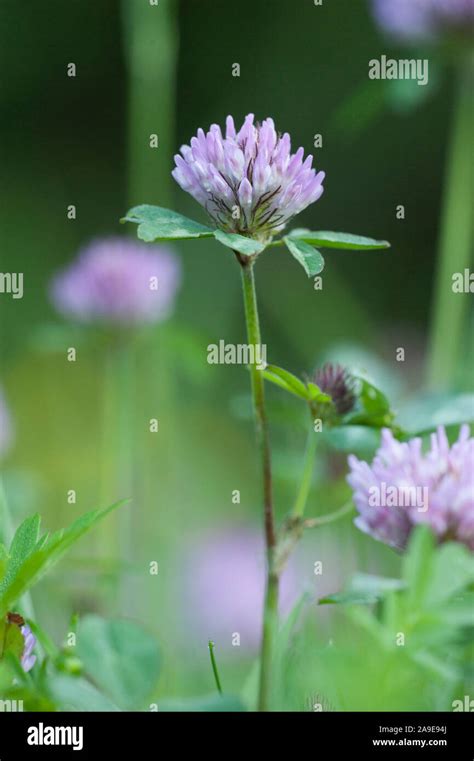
[181,527,300,652]
[50,237,181,326]
[21,625,37,672]
[371,0,474,42]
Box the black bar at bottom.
[0,711,472,758]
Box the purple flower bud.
[50,237,181,326]
[21,625,37,672]
[371,0,474,42]
[0,388,14,459]
[172,115,325,241]
[347,425,474,551]
[314,363,356,417]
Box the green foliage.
[158,694,245,712]
[262,364,318,401]
[0,618,25,661]
[3,515,41,582]
[322,527,474,614]
[262,364,397,439]
[76,615,161,710]
[343,376,396,429]
[0,544,9,581]
[280,528,474,710]
[320,573,405,605]
[397,393,474,436]
[47,674,121,712]
[402,525,436,608]
[285,228,390,251]
[272,594,309,709]
[122,204,214,241]
[0,613,163,712]
[283,236,325,277]
[122,206,389,280]
[2,0,467,715]
[28,618,60,661]
[403,529,474,613]
[287,228,390,251]
[0,503,122,617]
[318,527,474,689]
[321,425,381,457]
[213,229,265,255]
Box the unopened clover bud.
[309,363,356,425]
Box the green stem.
[208,640,223,695]
[240,260,278,712]
[122,0,179,208]
[427,57,474,390]
[292,429,317,519]
[304,500,354,528]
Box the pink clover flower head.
[172,114,325,241]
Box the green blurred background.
[0,0,472,705]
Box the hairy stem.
[240,259,278,712]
